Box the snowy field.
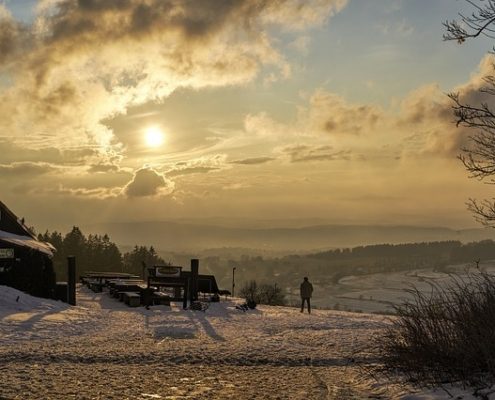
[284,262,495,314]
[0,285,488,399]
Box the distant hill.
[81,220,495,253]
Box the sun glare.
[145,126,165,148]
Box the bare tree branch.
[445,1,495,226]
[444,0,495,42]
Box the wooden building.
[0,201,56,298]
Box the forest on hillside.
[203,240,495,291]
[39,226,495,292]
[38,227,165,280]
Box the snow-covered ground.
[284,262,495,314]
[0,285,486,399]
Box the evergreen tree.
[123,245,165,276]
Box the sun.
[145,126,165,148]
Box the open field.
[285,262,495,314]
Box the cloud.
[167,166,221,177]
[0,137,99,165]
[231,157,275,165]
[304,90,383,135]
[0,161,60,176]
[0,0,347,161]
[87,163,120,174]
[46,185,122,199]
[223,182,252,190]
[244,112,294,138]
[10,182,122,199]
[288,35,311,55]
[280,144,352,162]
[261,0,347,29]
[395,56,495,158]
[123,166,174,197]
[166,154,228,177]
[398,84,451,126]
[236,59,495,164]
[0,5,28,65]
[285,56,495,160]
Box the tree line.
[308,240,495,265]
[38,226,165,280]
[205,239,495,297]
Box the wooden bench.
[152,291,171,306]
[122,292,141,307]
[111,282,145,298]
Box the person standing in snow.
[300,277,313,314]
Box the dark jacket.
[300,281,313,298]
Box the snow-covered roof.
[0,230,55,256]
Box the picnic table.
[110,282,147,298]
[80,272,140,286]
[148,276,189,309]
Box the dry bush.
[239,280,286,306]
[379,271,495,386]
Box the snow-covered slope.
[0,285,485,399]
[0,284,68,313]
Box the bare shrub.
[258,283,286,306]
[239,280,286,306]
[239,280,258,303]
[379,271,495,386]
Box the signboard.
[155,265,181,277]
[0,248,14,259]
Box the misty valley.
[181,239,495,313]
[41,222,495,313]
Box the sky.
[1,0,495,231]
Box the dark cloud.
[308,90,383,135]
[397,81,481,158]
[0,6,29,65]
[87,163,120,173]
[124,167,174,197]
[0,161,59,176]
[0,138,98,165]
[230,157,275,165]
[398,84,453,126]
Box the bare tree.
[444,0,495,43]
[444,1,495,226]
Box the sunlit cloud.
[231,157,276,165]
[279,144,352,163]
[0,0,347,159]
[166,154,229,177]
[123,166,174,198]
[2,0,493,230]
[304,89,384,136]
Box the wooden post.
[232,267,236,297]
[183,278,188,309]
[67,256,76,306]
[190,258,199,302]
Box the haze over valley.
[84,219,495,253]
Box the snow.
[0,284,486,399]
[292,263,495,314]
[0,229,54,255]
